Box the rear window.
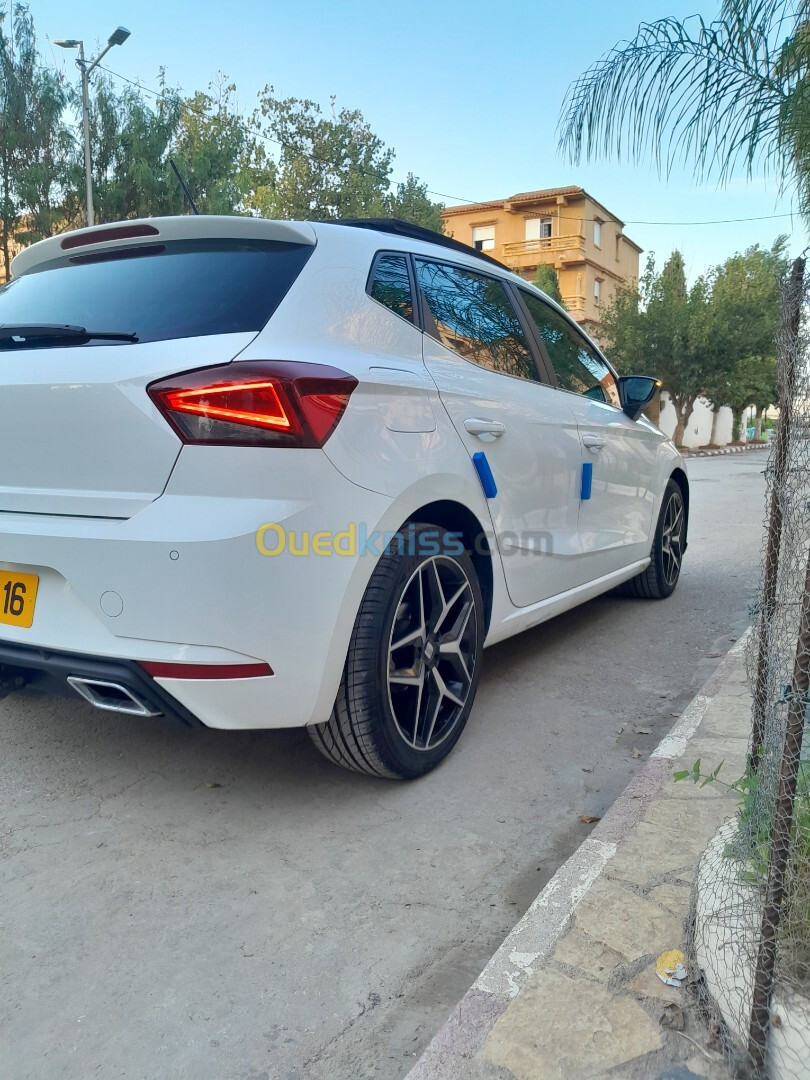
[0,238,313,345]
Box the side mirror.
[618,375,661,421]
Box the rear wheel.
[308,522,484,779]
[623,479,685,599]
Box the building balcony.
[561,293,588,320]
[500,234,586,269]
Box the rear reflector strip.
[140,661,273,679]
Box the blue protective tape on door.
[472,451,498,499]
[581,461,593,501]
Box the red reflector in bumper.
[140,661,273,679]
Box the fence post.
[751,257,806,769]
[748,534,810,1071]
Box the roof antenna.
[169,158,200,215]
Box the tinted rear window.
[0,238,313,345]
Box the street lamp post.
[54,27,131,228]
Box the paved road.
[1,453,766,1080]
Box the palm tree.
[558,0,810,212]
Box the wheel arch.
[401,500,494,633]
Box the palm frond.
[558,4,805,193]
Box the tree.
[385,172,445,232]
[75,72,182,225]
[558,1,810,213]
[0,3,70,276]
[700,239,787,441]
[172,79,260,214]
[246,88,444,226]
[599,251,708,446]
[0,6,448,260]
[532,264,564,306]
[247,89,394,220]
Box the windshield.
[0,238,313,346]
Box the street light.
[54,27,131,228]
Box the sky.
[28,0,804,280]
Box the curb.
[405,632,750,1079]
[681,444,769,458]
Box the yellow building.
[442,186,641,336]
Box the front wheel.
[309,522,484,779]
[623,479,685,600]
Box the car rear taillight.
[147,361,358,448]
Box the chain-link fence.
[689,258,810,1078]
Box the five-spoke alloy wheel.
[387,555,477,753]
[309,523,484,778]
[623,478,686,600]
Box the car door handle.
[464,418,506,438]
[582,433,606,451]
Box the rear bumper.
[0,640,202,729]
[0,445,396,730]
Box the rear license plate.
[0,570,39,628]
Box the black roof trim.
[330,218,509,270]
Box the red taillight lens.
[147,361,357,448]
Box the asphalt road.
[1,453,767,1080]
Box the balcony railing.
[561,293,587,317]
[501,234,586,258]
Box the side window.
[415,259,538,382]
[368,253,414,323]
[519,290,620,407]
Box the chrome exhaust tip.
[67,676,163,717]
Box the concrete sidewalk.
[407,637,752,1080]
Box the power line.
[447,206,798,226]
[95,63,476,204]
[625,212,796,226]
[89,65,802,227]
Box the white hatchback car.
[0,216,687,778]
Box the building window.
[594,278,602,304]
[526,218,552,242]
[471,225,495,252]
[593,219,602,247]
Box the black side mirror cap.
[618,376,662,421]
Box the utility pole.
[54,27,131,228]
[77,42,94,227]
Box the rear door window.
[414,258,539,382]
[0,238,313,345]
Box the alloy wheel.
[662,490,684,588]
[387,555,478,752]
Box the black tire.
[308,522,484,779]
[623,479,686,599]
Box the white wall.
[657,393,735,448]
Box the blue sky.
[31,0,802,279]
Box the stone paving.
[409,648,752,1080]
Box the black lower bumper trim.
[0,641,203,729]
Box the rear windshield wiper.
[0,323,138,345]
